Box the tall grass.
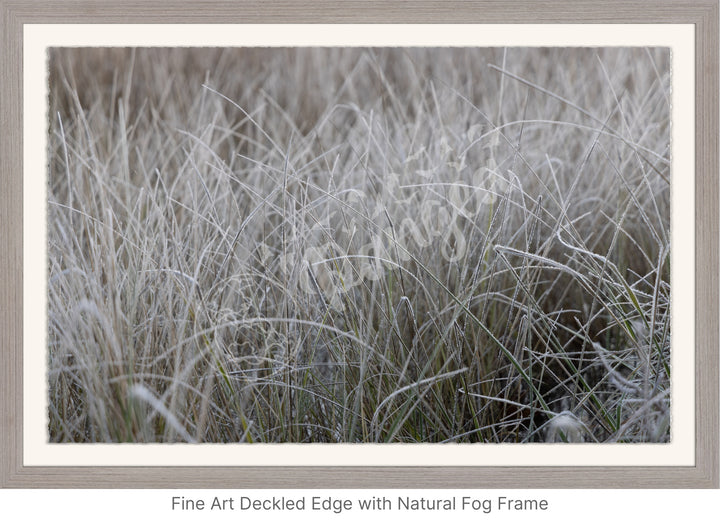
[47,47,671,443]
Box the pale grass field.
[47,47,671,443]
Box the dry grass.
[47,47,671,443]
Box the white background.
[1,489,719,523]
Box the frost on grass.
[47,48,671,443]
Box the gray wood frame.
[1,0,717,488]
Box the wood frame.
[1,0,717,488]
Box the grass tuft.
[48,47,671,443]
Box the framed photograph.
[1,1,717,488]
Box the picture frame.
[1,0,717,489]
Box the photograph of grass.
[47,47,671,444]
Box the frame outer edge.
[0,0,23,489]
[1,0,719,489]
[0,1,22,487]
[695,0,720,489]
[0,0,714,24]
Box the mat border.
[1,0,717,489]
